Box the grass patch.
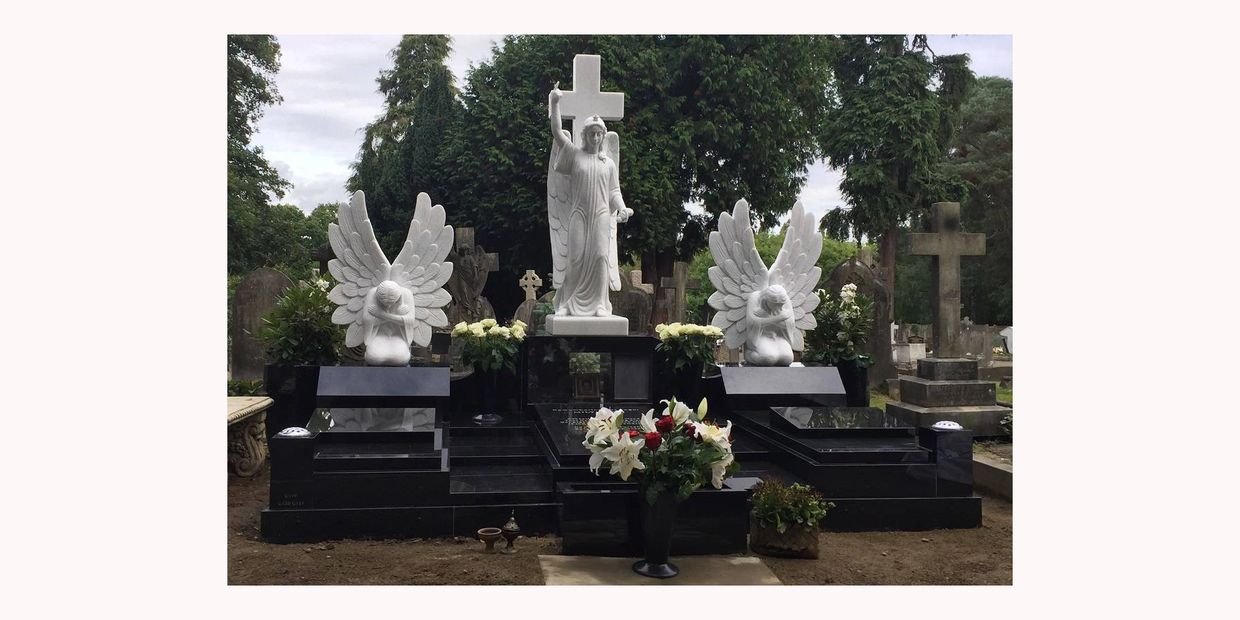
[995,383,1013,404]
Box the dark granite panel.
[915,358,978,381]
[769,406,915,437]
[309,470,451,508]
[918,427,975,497]
[452,504,560,537]
[261,505,452,543]
[900,376,996,407]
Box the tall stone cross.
[519,269,542,301]
[557,54,625,146]
[659,261,701,324]
[909,202,986,358]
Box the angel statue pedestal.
[545,314,628,336]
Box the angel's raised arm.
[548,83,572,150]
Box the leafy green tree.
[347,35,461,256]
[442,35,833,279]
[228,35,293,275]
[818,35,974,318]
[945,76,1012,325]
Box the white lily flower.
[696,398,709,421]
[711,451,735,489]
[697,420,733,452]
[600,432,646,481]
[583,407,622,445]
[639,409,658,433]
[670,400,694,426]
[585,441,607,475]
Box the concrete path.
[539,555,781,585]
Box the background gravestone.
[444,227,498,326]
[229,267,293,380]
[610,268,654,335]
[909,202,986,358]
[513,269,544,327]
[825,255,895,388]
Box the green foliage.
[227,379,265,396]
[347,36,463,258]
[256,281,343,366]
[228,35,295,276]
[568,352,601,375]
[803,284,874,365]
[654,323,722,371]
[441,35,833,276]
[819,35,974,243]
[945,76,1012,325]
[452,319,526,375]
[685,227,865,323]
[749,479,835,534]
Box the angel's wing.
[327,191,392,348]
[547,130,572,290]
[706,199,770,349]
[388,192,455,347]
[604,131,621,291]
[767,201,824,351]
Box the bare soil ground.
[230,465,1011,585]
[975,441,1014,465]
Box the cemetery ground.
[229,463,1012,586]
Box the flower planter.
[657,359,704,408]
[748,517,820,559]
[834,359,870,407]
[262,364,321,439]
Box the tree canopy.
[228,35,297,275]
[438,35,833,278]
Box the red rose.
[628,429,641,439]
[644,431,662,451]
[683,422,697,437]
[656,415,675,433]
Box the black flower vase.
[835,358,870,407]
[660,359,703,407]
[473,366,503,426]
[633,488,680,579]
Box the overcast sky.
[252,35,1012,221]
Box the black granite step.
[448,461,555,505]
[732,410,931,464]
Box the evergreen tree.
[818,35,974,319]
[227,34,293,275]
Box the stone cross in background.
[909,202,986,358]
[658,261,700,324]
[513,269,544,326]
[445,227,499,326]
[229,267,293,380]
[555,54,625,145]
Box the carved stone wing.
[547,130,572,290]
[605,131,621,291]
[326,191,392,348]
[768,201,824,351]
[707,199,770,350]
[389,192,455,348]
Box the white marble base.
[545,314,629,336]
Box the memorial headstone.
[610,268,653,335]
[909,202,986,358]
[825,255,895,388]
[885,358,1012,436]
[230,267,293,380]
[444,227,499,326]
[513,269,544,326]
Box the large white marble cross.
[557,54,625,145]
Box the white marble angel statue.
[326,191,454,366]
[547,83,633,317]
[707,199,823,366]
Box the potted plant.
[748,479,834,559]
[803,283,874,406]
[451,318,527,425]
[569,352,602,401]
[256,278,343,437]
[654,322,723,407]
[583,397,739,579]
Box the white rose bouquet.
[654,322,723,371]
[451,318,527,374]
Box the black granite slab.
[769,406,915,438]
[820,496,981,531]
[316,366,450,408]
[899,376,996,407]
[916,358,978,381]
[720,365,847,411]
[732,410,928,464]
[261,502,560,543]
[523,335,657,409]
